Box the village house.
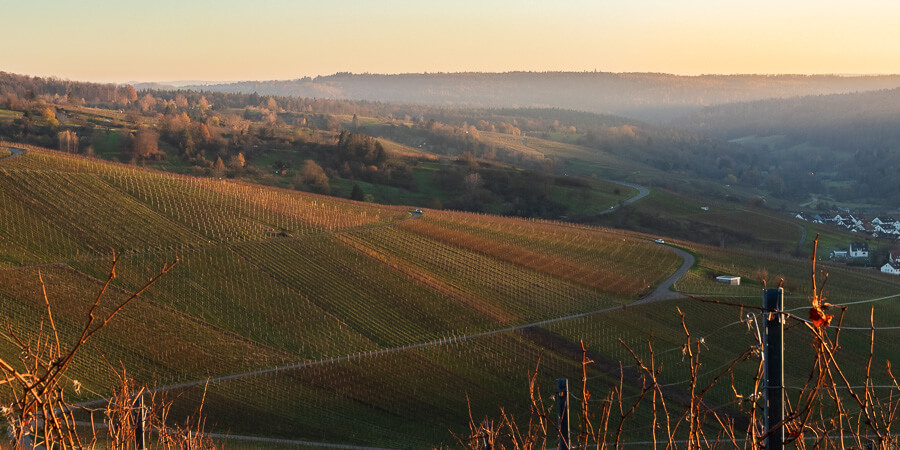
[881,262,900,275]
[873,216,896,226]
[849,242,869,258]
[874,222,900,236]
[891,250,900,264]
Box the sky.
[4,0,900,83]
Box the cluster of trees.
[428,159,569,217]
[15,68,900,215]
[295,160,330,194]
[0,70,753,211]
[315,131,414,190]
[0,100,73,149]
[0,71,138,109]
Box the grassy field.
[0,108,23,120]
[2,146,899,446]
[552,176,637,216]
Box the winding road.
[598,180,650,215]
[2,146,25,159]
[633,245,694,304]
[74,236,695,449]
[77,237,692,404]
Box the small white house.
[849,242,869,258]
[716,276,741,285]
[881,262,900,275]
[831,250,849,259]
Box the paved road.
[598,180,650,215]
[2,146,25,159]
[799,195,818,208]
[632,245,695,304]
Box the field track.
[76,238,692,407]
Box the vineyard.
[2,146,900,447]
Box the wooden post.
[763,288,784,450]
[557,378,570,450]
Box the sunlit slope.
[3,147,899,446]
[0,146,405,264]
[0,146,681,437]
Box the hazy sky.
[5,0,900,83]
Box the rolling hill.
[2,145,899,447]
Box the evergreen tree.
[350,183,365,201]
[212,156,226,178]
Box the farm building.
[831,250,849,259]
[716,275,741,285]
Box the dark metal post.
[134,394,148,450]
[557,378,570,450]
[763,288,784,450]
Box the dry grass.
[461,235,900,448]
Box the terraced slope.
[0,146,684,445]
[3,146,897,447]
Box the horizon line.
[7,69,900,87]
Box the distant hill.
[672,88,900,204]
[673,87,900,143]
[185,72,900,122]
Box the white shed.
[716,276,741,285]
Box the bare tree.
[132,127,162,160]
[297,159,330,194]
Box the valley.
[2,70,900,447]
[2,144,898,446]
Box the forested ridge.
[674,87,900,204]
[7,70,900,209]
[183,71,900,122]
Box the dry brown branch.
[453,234,900,448]
[0,255,178,449]
[579,340,594,448]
